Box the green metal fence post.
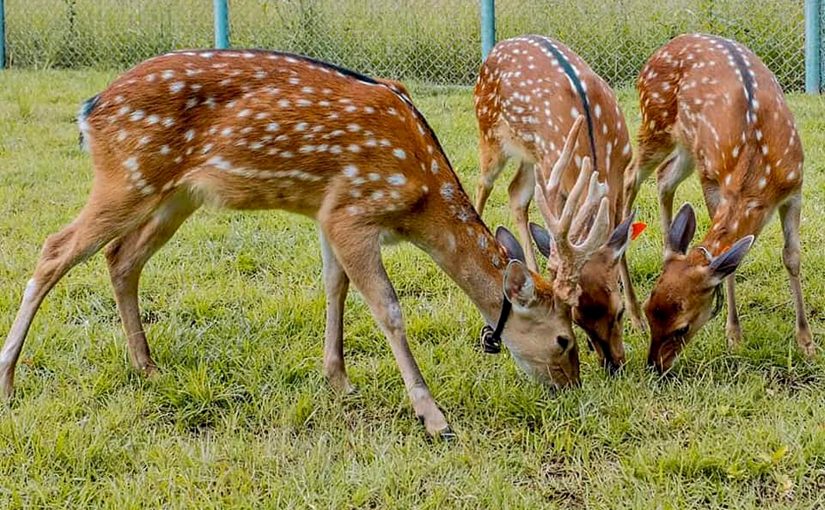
[0,0,6,68]
[214,0,230,49]
[805,0,821,93]
[481,0,495,61]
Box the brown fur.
[0,49,582,436]
[473,35,639,371]
[630,34,816,371]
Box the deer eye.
[556,335,571,351]
[673,325,689,338]
[616,307,625,322]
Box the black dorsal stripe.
[528,36,598,173]
[716,38,756,124]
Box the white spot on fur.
[387,174,407,186]
[343,164,359,177]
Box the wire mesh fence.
[3,0,810,91]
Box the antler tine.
[572,195,611,267]
[534,165,560,234]
[533,117,585,236]
[546,116,584,192]
[570,165,609,242]
[557,155,595,237]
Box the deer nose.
[647,348,673,374]
[605,357,625,375]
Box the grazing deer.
[473,36,642,372]
[625,34,816,372]
[0,50,608,437]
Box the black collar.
[480,296,512,354]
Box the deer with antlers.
[0,49,612,437]
[473,36,642,372]
[625,34,817,372]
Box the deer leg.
[322,220,451,437]
[624,142,673,216]
[656,147,694,252]
[0,187,149,399]
[724,277,742,349]
[104,191,200,375]
[779,194,816,357]
[474,142,507,216]
[508,162,539,271]
[319,229,354,394]
[698,182,741,348]
[619,254,646,332]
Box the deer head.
[645,203,754,373]
[489,226,581,387]
[509,118,614,377]
[525,119,635,372]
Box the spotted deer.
[625,34,816,372]
[473,36,642,372]
[0,49,610,437]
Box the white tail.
[473,36,641,371]
[629,34,816,372]
[1,49,591,436]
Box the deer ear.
[667,203,696,256]
[606,211,635,262]
[496,226,526,263]
[503,260,536,309]
[707,235,755,286]
[529,222,553,258]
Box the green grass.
[1,70,825,508]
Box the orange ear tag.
[631,222,647,241]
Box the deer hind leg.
[0,185,151,399]
[104,190,200,375]
[321,216,451,438]
[656,147,694,251]
[474,140,507,216]
[779,194,816,357]
[319,229,355,394]
[508,161,539,271]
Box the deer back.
[638,33,802,252]
[474,35,632,226]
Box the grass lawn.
[1,70,824,508]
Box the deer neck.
[408,201,508,326]
[698,194,771,256]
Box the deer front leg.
[322,219,451,438]
[624,137,674,217]
[508,162,539,271]
[779,194,816,357]
[724,277,742,349]
[619,254,646,332]
[656,147,694,252]
[700,182,742,350]
[319,230,355,394]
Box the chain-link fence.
[2,0,810,91]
